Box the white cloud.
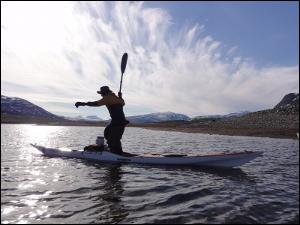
[233,57,242,65]
[227,46,238,55]
[1,2,299,118]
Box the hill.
[2,93,299,138]
[1,95,105,126]
[126,112,190,124]
[139,93,299,139]
[1,95,64,120]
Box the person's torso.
[102,94,128,125]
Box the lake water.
[1,124,299,224]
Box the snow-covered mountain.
[1,95,64,120]
[192,111,251,120]
[126,112,190,124]
[64,116,86,121]
[1,96,189,123]
[85,115,103,121]
[65,115,103,121]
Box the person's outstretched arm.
[75,99,105,108]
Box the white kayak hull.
[31,144,262,168]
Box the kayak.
[31,144,262,168]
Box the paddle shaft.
[119,72,124,93]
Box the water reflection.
[87,163,129,223]
[190,167,257,183]
[102,165,129,223]
[129,164,257,183]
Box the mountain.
[224,111,252,118]
[1,96,190,124]
[65,115,103,121]
[274,93,299,110]
[141,93,298,139]
[1,95,64,120]
[126,112,190,124]
[192,111,251,121]
[85,115,103,121]
[64,116,86,121]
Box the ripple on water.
[1,125,299,224]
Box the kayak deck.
[30,144,262,168]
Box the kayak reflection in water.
[75,86,129,155]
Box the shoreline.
[138,126,299,139]
[2,122,298,139]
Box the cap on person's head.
[97,86,112,95]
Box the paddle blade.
[121,53,128,74]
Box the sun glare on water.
[23,125,65,146]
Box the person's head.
[97,86,112,96]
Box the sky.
[1,1,299,119]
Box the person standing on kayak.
[75,86,129,155]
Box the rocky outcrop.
[274,93,299,110]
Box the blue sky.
[145,1,299,67]
[1,1,299,119]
